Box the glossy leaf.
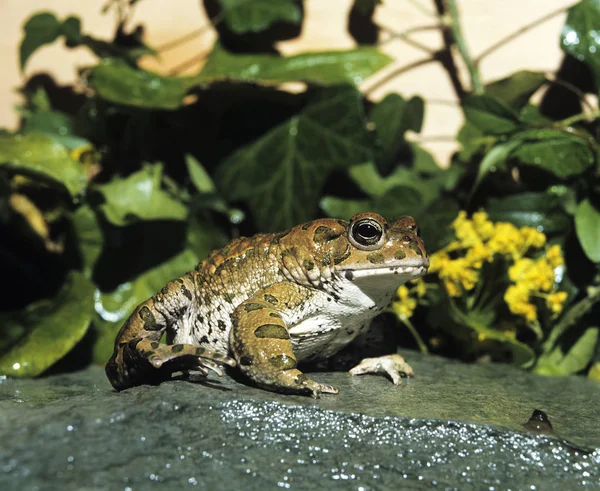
[218,0,301,33]
[0,133,87,198]
[487,192,570,235]
[485,70,546,110]
[462,94,521,135]
[89,58,192,109]
[370,94,424,173]
[353,0,382,14]
[320,196,369,220]
[72,205,103,278]
[510,128,594,178]
[471,141,519,196]
[216,85,373,231]
[575,199,600,262]
[20,12,65,70]
[561,0,600,84]
[186,155,216,194]
[92,248,199,363]
[0,272,94,377]
[535,327,599,376]
[199,43,393,85]
[97,163,187,226]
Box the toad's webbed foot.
[349,354,413,385]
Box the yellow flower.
[524,258,555,292]
[452,211,480,247]
[546,244,564,269]
[437,258,479,295]
[487,222,524,258]
[444,280,461,297]
[520,227,546,249]
[429,251,450,273]
[465,241,492,269]
[393,285,417,318]
[504,283,537,323]
[472,211,495,240]
[508,258,534,282]
[546,291,568,315]
[413,278,427,298]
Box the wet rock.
[1,350,599,489]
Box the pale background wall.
[0,0,574,165]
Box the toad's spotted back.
[105,212,429,397]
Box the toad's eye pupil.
[352,220,383,246]
[358,223,378,238]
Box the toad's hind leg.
[230,283,339,398]
[105,274,234,391]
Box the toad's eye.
[350,219,384,249]
[408,224,420,236]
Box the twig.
[444,0,483,94]
[475,5,574,65]
[169,52,210,75]
[156,25,214,53]
[558,109,600,127]
[363,57,437,95]
[379,24,439,54]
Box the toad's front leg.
[105,274,235,391]
[349,354,414,385]
[230,283,339,398]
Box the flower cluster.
[393,211,568,326]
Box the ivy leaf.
[470,140,519,197]
[20,12,65,70]
[485,70,547,110]
[320,196,369,220]
[370,94,424,173]
[462,94,521,135]
[216,85,373,231]
[0,272,94,377]
[0,133,87,198]
[217,0,301,34]
[509,128,595,178]
[353,0,383,15]
[185,155,244,224]
[561,0,600,85]
[89,58,191,109]
[72,205,103,278]
[535,327,599,376]
[198,43,393,85]
[96,163,188,226]
[575,199,600,262]
[487,192,571,235]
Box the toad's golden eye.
[350,218,384,250]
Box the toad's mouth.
[338,258,429,281]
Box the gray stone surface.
[1,350,599,490]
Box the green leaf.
[89,58,191,109]
[97,163,188,226]
[20,12,63,70]
[575,199,600,262]
[216,85,373,231]
[471,141,519,196]
[348,162,438,204]
[487,192,571,235]
[72,205,103,278]
[185,155,216,194]
[509,128,595,178]
[19,88,88,149]
[535,327,599,376]
[370,94,424,173]
[561,0,600,85]
[462,94,521,135]
[485,70,547,110]
[92,248,200,363]
[0,272,94,377]
[456,120,495,161]
[198,43,393,85]
[0,133,87,198]
[320,196,369,220]
[218,0,301,34]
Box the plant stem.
[401,317,430,354]
[558,109,600,127]
[444,0,483,94]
